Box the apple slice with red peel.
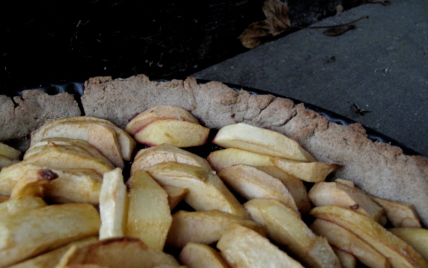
[131,144,212,175]
[134,119,209,147]
[125,105,199,135]
[213,123,315,162]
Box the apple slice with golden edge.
[332,247,357,268]
[217,223,304,268]
[207,148,274,172]
[23,138,115,175]
[310,219,391,268]
[0,203,100,268]
[244,198,341,268]
[146,162,248,218]
[371,196,422,228]
[179,242,229,268]
[254,166,311,214]
[134,119,210,147]
[31,116,136,161]
[126,170,172,250]
[163,185,188,210]
[126,105,200,135]
[310,205,428,268]
[99,168,127,240]
[8,236,98,268]
[271,158,340,183]
[131,144,212,175]
[308,181,385,223]
[213,123,315,162]
[0,163,102,204]
[166,210,263,248]
[389,228,428,262]
[0,142,21,160]
[56,237,181,268]
[218,165,299,213]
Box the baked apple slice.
[0,142,21,160]
[134,119,210,147]
[212,123,315,162]
[179,242,229,268]
[310,205,428,268]
[131,144,212,175]
[207,148,274,172]
[125,105,200,135]
[163,185,188,210]
[389,228,428,262]
[145,162,248,218]
[218,165,299,213]
[371,196,422,227]
[23,138,115,175]
[166,210,263,248]
[217,224,304,268]
[126,170,172,251]
[31,116,136,161]
[244,198,341,268]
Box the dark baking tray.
[9,79,421,157]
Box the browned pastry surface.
[83,74,428,226]
[0,90,81,151]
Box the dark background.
[1,0,358,93]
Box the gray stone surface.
[193,0,428,157]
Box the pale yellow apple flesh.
[23,139,115,175]
[99,168,127,239]
[179,242,229,268]
[310,219,391,268]
[0,163,102,204]
[125,105,200,135]
[372,196,422,228]
[254,166,311,214]
[244,198,341,268]
[217,224,304,268]
[218,165,299,213]
[0,197,47,217]
[8,236,98,268]
[389,228,428,262]
[31,116,136,161]
[145,162,248,218]
[131,144,212,175]
[310,205,428,268]
[56,237,181,268]
[126,170,172,251]
[308,181,385,223]
[207,148,274,172]
[0,155,19,169]
[87,124,124,168]
[10,169,57,199]
[0,203,101,268]
[163,185,188,210]
[166,210,264,248]
[0,143,21,160]
[212,123,315,162]
[134,119,210,147]
[332,247,357,268]
[271,158,340,182]
[0,195,9,203]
